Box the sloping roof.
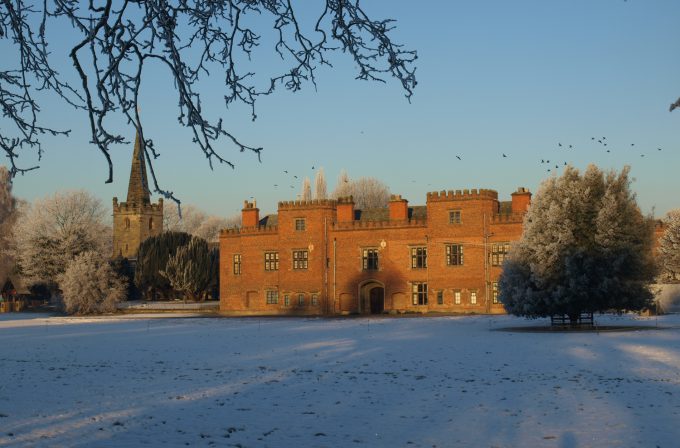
[259,214,278,227]
[1,274,30,295]
[257,206,428,227]
[355,206,427,222]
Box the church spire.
[126,130,150,205]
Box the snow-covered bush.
[658,210,680,282]
[499,165,656,320]
[59,252,126,315]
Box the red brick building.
[219,188,532,315]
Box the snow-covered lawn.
[1,313,679,448]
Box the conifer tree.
[135,231,193,299]
[162,237,212,301]
[499,165,656,322]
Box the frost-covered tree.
[162,237,212,301]
[0,166,18,282]
[164,204,239,242]
[164,204,207,234]
[314,168,327,200]
[59,252,126,315]
[499,165,656,322]
[194,215,240,243]
[331,173,391,209]
[12,190,110,290]
[301,177,312,201]
[659,210,680,282]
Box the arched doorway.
[359,281,385,315]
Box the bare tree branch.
[1,1,417,203]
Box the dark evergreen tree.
[161,237,212,302]
[134,231,193,299]
[110,256,136,300]
[499,165,657,323]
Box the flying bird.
[631,143,635,147]
[568,145,573,149]
[456,155,462,160]
[558,143,562,147]
[502,153,507,158]
[658,148,662,151]
[293,175,298,179]
[284,170,288,174]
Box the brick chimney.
[511,187,531,214]
[389,195,408,221]
[336,196,355,222]
[241,200,260,227]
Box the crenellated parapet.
[491,213,525,224]
[112,197,163,213]
[334,218,427,231]
[278,199,337,210]
[221,225,278,236]
[426,189,499,202]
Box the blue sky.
[7,0,680,219]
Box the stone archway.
[359,280,385,315]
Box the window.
[362,248,379,270]
[293,250,308,270]
[295,218,306,231]
[312,294,318,306]
[446,244,464,266]
[264,252,279,271]
[284,294,290,306]
[411,246,427,269]
[449,210,462,224]
[491,242,510,266]
[437,290,444,305]
[298,293,305,306]
[233,254,241,275]
[470,291,477,305]
[454,290,461,305]
[266,290,279,304]
[149,217,154,230]
[492,282,499,304]
[124,217,130,229]
[412,283,428,305]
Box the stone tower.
[112,132,163,259]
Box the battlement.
[337,196,354,204]
[113,197,163,213]
[491,212,525,224]
[221,225,278,236]
[334,218,427,231]
[426,189,498,202]
[278,199,337,210]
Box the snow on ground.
[1,313,679,448]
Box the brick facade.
[220,188,531,315]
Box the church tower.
[112,132,163,259]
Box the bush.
[59,252,126,315]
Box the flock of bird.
[453,135,666,174]
[272,166,321,190]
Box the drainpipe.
[333,237,337,315]
[484,213,490,314]
[324,217,328,315]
